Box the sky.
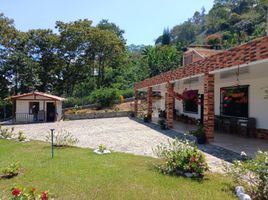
[1,0,214,45]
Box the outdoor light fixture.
[50,129,55,159]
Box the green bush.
[0,100,12,120]
[154,139,208,178]
[119,88,134,98]
[90,88,119,108]
[1,162,20,178]
[225,151,268,200]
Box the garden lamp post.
[50,129,55,159]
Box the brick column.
[167,82,174,128]
[147,87,153,118]
[134,89,138,116]
[204,73,215,143]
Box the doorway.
[46,102,56,122]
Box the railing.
[15,112,46,123]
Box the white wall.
[15,97,63,122]
[214,65,268,130]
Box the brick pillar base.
[167,83,174,128]
[147,87,153,119]
[134,90,138,116]
[204,73,215,143]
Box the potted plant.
[158,119,167,130]
[188,125,206,144]
[143,114,151,123]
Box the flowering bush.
[46,129,78,147]
[153,139,208,177]
[225,151,268,200]
[11,187,50,200]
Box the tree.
[97,19,126,43]
[27,29,60,93]
[258,0,268,35]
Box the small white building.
[7,92,66,123]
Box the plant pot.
[196,135,206,144]
[160,124,167,130]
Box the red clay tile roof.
[6,92,66,101]
[135,36,268,90]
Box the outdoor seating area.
[215,115,256,138]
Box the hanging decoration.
[175,89,201,105]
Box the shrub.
[225,151,268,200]
[17,131,27,142]
[119,89,134,98]
[153,139,208,177]
[1,162,20,178]
[46,129,79,147]
[0,125,14,139]
[98,144,107,153]
[90,88,119,108]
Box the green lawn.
[0,140,237,200]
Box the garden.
[1,124,267,200]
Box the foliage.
[17,131,27,142]
[90,88,119,108]
[187,125,206,144]
[225,151,268,200]
[1,162,20,178]
[0,100,12,120]
[119,88,134,98]
[11,187,50,200]
[98,144,107,153]
[46,129,78,147]
[153,139,208,177]
[0,125,14,139]
[142,45,182,77]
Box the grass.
[0,140,237,200]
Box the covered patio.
[134,36,268,156]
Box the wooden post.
[147,87,153,119]
[134,90,138,116]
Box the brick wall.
[147,87,153,118]
[204,74,215,142]
[167,83,174,128]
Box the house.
[6,92,66,123]
[134,36,268,142]
[183,45,222,65]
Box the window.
[220,85,249,118]
[183,90,198,114]
[29,102,39,114]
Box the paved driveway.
[5,117,174,156]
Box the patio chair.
[237,118,256,138]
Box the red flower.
[41,191,48,200]
[12,188,21,197]
[191,155,197,162]
[32,188,37,193]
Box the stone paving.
[3,117,243,173]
